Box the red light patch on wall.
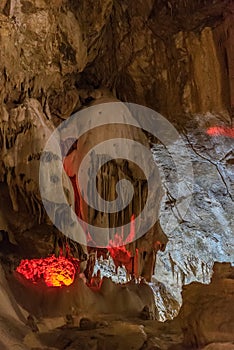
[206,126,234,138]
[16,255,80,287]
[107,215,138,275]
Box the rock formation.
[0,261,233,349]
[0,1,233,348]
[174,262,234,348]
[0,0,233,232]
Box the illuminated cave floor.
[0,261,184,350]
[1,262,234,350]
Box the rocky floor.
[30,262,234,350]
[23,316,183,350]
[0,261,233,350]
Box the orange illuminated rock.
[207,126,234,138]
[16,255,80,287]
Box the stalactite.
[6,168,18,212]
[0,99,53,225]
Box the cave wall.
[0,0,233,121]
[0,0,113,116]
[0,0,233,226]
[0,0,113,228]
[0,2,233,328]
[78,0,234,120]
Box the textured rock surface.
[176,263,234,348]
[153,113,234,304]
[77,0,234,119]
[0,1,233,345]
[1,261,233,349]
[0,0,233,122]
[201,344,234,350]
[0,0,233,228]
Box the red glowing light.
[107,215,138,275]
[16,255,80,287]
[206,126,234,138]
[108,215,136,248]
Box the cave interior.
[0,1,233,349]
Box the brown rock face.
[1,0,233,212]
[78,0,234,120]
[0,0,233,120]
[0,0,233,282]
[176,263,234,348]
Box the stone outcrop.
[175,262,234,348]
